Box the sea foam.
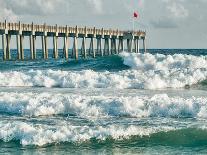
[0,92,207,118]
[0,120,174,146]
[0,52,206,89]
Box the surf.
[0,52,206,89]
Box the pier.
[0,20,146,61]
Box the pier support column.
[143,38,147,53]
[6,34,11,60]
[133,39,137,53]
[45,35,48,59]
[110,38,114,55]
[89,38,95,58]
[2,34,7,60]
[16,35,21,60]
[97,38,99,56]
[104,38,109,55]
[73,37,78,60]
[33,36,36,59]
[127,39,131,52]
[119,38,124,52]
[114,39,117,54]
[104,38,107,55]
[118,38,121,53]
[41,36,46,59]
[111,38,115,55]
[81,37,87,58]
[97,38,102,56]
[130,39,133,53]
[100,39,103,56]
[20,35,24,60]
[53,36,58,59]
[137,39,140,53]
[121,39,124,52]
[89,38,91,56]
[29,35,34,59]
[63,36,69,59]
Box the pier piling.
[2,34,7,60]
[20,35,24,60]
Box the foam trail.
[0,92,207,118]
[0,52,206,89]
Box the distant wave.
[0,92,207,118]
[0,52,206,89]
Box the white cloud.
[167,2,189,18]
[0,8,18,22]
[6,0,65,15]
[87,0,103,14]
[0,0,18,21]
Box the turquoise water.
[0,49,207,155]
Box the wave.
[0,92,207,118]
[1,119,207,146]
[0,52,206,89]
[0,119,176,146]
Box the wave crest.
[0,52,206,89]
[0,92,207,118]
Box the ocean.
[0,49,207,155]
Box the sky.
[0,0,207,49]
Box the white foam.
[0,92,207,119]
[0,120,174,146]
[0,52,206,89]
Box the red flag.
[133,12,138,18]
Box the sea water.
[0,49,207,155]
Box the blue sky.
[0,0,207,48]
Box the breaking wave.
[0,120,175,146]
[0,92,207,118]
[1,119,207,146]
[0,52,206,89]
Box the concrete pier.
[0,21,146,61]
